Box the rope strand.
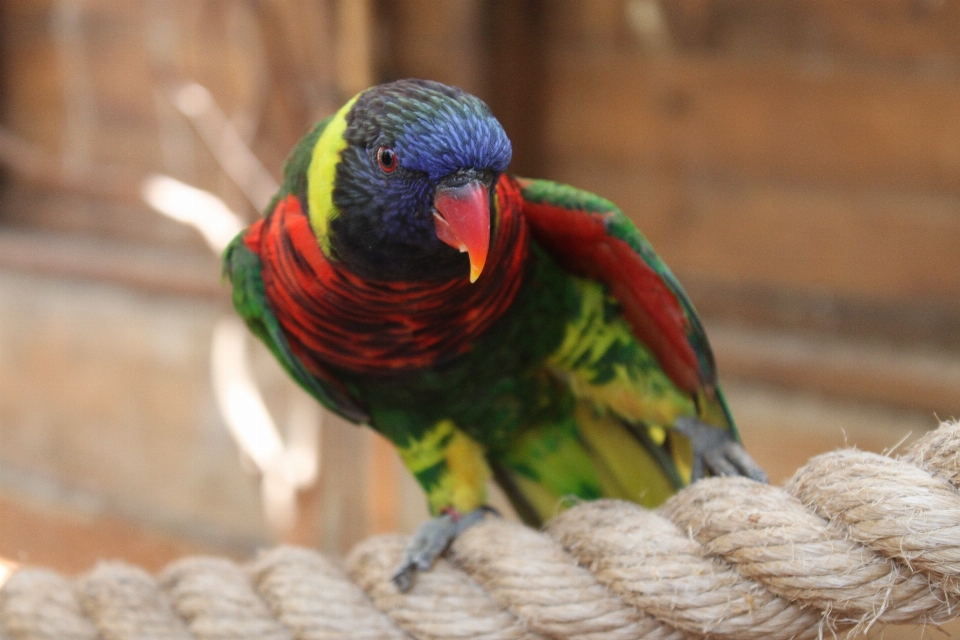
[3,420,960,639]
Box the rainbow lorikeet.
[224,79,765,589]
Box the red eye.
[377,146,398,173]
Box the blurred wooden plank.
[384,0,486,94]
[660,0,960,69]
[547,162,960,306]
[0,492,221,575]
[543,0,633,48]
[369,432,400,535]
[546,0,960,71]
[0,2,67,150]
[687,280,960,351]
[334,0,374,96]
[727,380,938,485]
[0,182,209,250]
[316,414,373,557]
[0,228,223,298]
[712,324,960,416]
[481,0,549,177]
[250,0,339,133]
[545,49,960,191]
[1,0,162,167]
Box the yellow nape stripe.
[307,94,359,243]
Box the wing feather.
[517,177,734,432]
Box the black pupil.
[379,148,395,168]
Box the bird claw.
[674,416,768,484]
[391,507,495,592]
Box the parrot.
[223,78,766,590]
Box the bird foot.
[674,416,768,484]
[391,506,495,592]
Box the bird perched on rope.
[224,79,766,590]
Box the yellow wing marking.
[548,278,694,426]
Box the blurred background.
[0,0,958,626]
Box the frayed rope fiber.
[4,421,960,640]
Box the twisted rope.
[3,420,960,639]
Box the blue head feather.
[328,80,512,280]
[392,94,512,181]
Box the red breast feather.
[246,177,528,376]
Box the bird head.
[299,79,512,283]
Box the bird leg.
[673,416,768,484]
[391,506,495,592]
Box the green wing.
[223,235,369,424]
[519,177,735,435]
[478,177,741,522]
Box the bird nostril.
[444,175,472,188]
[442,170,495,190]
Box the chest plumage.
[248,176,529,376]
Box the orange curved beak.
[433,180,490,283]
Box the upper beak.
[433,180,491,283]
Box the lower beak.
[433,180,491,283]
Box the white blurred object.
[626,0,672,51]
[173,82,279,211]
[148,80,316,538]
[211,316,322,535]
[0,558,18,589]
[141,174,245,253]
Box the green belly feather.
[355,243,699,525]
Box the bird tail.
[487,399,689,527]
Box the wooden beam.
[482,0,549,177]
[545,49,960,191]
[0,491,223,574]
[711,323,960,416]
[659,0,960,70]
[0,228,224,298]
[381,0,486,94]
[546,0,960,71]
[684,278,960,351]
[334,0,375,97]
